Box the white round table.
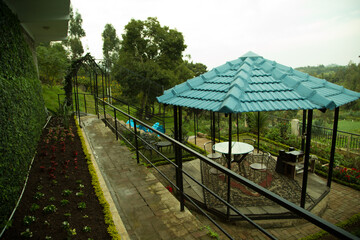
[213,142,254,155]
[213,142,254,170]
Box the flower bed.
[317,165,360,186]
[2,116,114,240]
[333,166,360,185]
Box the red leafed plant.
[332,166,360,185]
[165,185,173,193]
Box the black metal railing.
[271,116,360,153]
[58,93,97,115]
[309,124,360,151]
[110,96,166,127]
[90,97,356,240]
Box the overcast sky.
[71,0,360,70]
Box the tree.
[184,61,207,77]
[247,112,269,134]
[66,7,86,59]
[37,42,70,85]
[113,17,187,113]
[102,24,120,69]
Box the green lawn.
[42,84,65,113]
[337,120,360,134]
[42,84,96,115]
[323,119,360,134]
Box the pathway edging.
[79,118,130,240]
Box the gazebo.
[157,51,360,217]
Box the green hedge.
[0,0,46,229]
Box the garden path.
[80,115,212,240]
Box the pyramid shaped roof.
[157,52,360,113]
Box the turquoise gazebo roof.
[157,51,360,113]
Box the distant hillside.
[296,62,360,110]
[296,62,360,93]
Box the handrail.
[96,97,356,240]
[60,93,166,126]
[271,115,360,136]
[109,95,165,123]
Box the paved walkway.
[80,116,212,240]
[81,115,360,240]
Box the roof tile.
[157,51,360,112]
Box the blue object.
[157,51,360,113]
[152,122,159,128]
[138,124,148,132]
[157,125,165,133]
[126,119,135,127]
[150,122,165,136]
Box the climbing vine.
[0,0,46,229]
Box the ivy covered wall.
[0,0,47,228]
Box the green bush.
[0,0,46,229]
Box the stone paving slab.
[81,116,212,240]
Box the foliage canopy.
[66,7,86,59]
[113,17,188,111]
[102,23,120,69]
[37,42,70,85]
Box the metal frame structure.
[64,53,105,125]
[93,97,356,240]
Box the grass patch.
[337,120,360,134]
[42,85,65,113]
[42,84,97,115]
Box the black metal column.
[133,119,139,164]
[174,106,178,155]
[194,112,197,145]
[218,112,220,142]
[96,74,100,118]
[75,75,81,122]
[257,112,260,153]
[114,108,118,140]
[174,106,184,211]
[210,111,212,143]
[173,107,179,190]
[212,112,216,150]
[301,109,313,208]
[72,76,77,113]
[178,107,184,211]
[301,110,307,151]
[236,113,239,141]
[84,94,87,114]
[163,104,166,131]
[327,107,339,188]
[128,105,131,124]
[226,113,232,220]
[102,74,106,125]
[197,113,199,141]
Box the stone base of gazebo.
[155,157,329,221]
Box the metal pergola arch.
[64,53,109,124]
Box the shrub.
[0,0,46,229]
